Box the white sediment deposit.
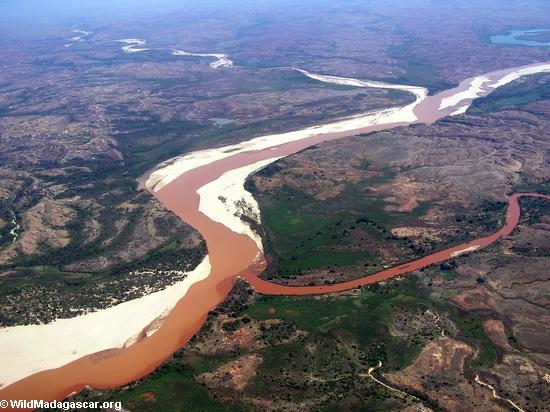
[450,245,480,258]
[9,211,19,243]
[64,29,92,47]
[442,62,550,115]
[172,49,234,68]
[118,39,149,53]
[491,63,550,88]
[293,68,428,123]
[197,157,281,250]
[440,75,492,110]
[145,69,428,193]
[0,256,211,389]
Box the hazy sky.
[0,0,186,36]
[3,0,550,40]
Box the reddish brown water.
[1,63,549,409]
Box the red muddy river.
[1,63,549,409]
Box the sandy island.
[197,157,281,250]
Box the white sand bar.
[0,257,211,389]
[64,29,92,47]
[173,49,234,68]
[118,39,149,54]
[294,68,428,103]
[442,62,550,113]
[450,245,480,258]
[440,75,492,109]
[491,63,550,89]
[197,157,281,250]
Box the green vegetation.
[512,178,550,195]
[0,206,16,249]
[254,175,506,281]
[384,43,454,94]
[247,279,432,370]
[518,196,550,226]
[75,268,502,410]
[79,365,237,412]
[258,181,422,278]
[510,196,550,257]
[449,310,498,367]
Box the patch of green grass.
[73,358,239,412]
[260,182,426,276]
[246,278,432,370]
[440,269,459,281]
[246,294,364,331]
[115,370,238,412]
[512,179,550,195]
[448,311,498,368]
[182,352,235,375]
[289,217,301,225]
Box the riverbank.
[1,62,550,405]
[0,257,211,389]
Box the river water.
[490,29,550,47]
[1,62,550,408]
